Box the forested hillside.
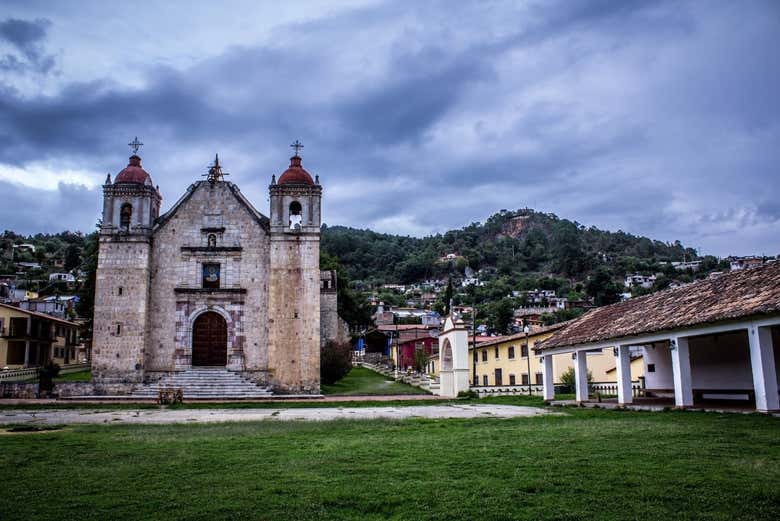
[322,209,718,285]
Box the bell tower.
[93,138,162,383]
[267,141,322,393]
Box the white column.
[542,355,555,401]
[574,351,588,403]
[615,345,633,405]
[670,336,693,408]
[23,340,30,367]
[748,325,779,412]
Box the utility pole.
[524,323,531,396]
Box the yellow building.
[470,322,643,387]
[0,303,81,368]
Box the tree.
[320,340,353,385]
[64,243,81,271]
[586,268,621,306]
[488,297,515,334]
[442,277,454,315]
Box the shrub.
[38,362,61,397]
[558,366,592,392]
[321,340,353,385]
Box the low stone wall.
[0,381,136,399]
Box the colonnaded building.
[92,141,345,394]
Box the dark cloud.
[0,17,55,74]
[0,181,100,235]
[0,1,778,256]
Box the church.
[92,140,343,394]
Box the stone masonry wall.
[146,181,270,378]
[268,233,320,393]
[92,238,151,383]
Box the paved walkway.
[0,394,440,406]
[0,404,553,426]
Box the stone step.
[129,368,274,399]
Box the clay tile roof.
[278,155,314,185]
[115,155,153,185]
[474,321,571,349]
[538,261,780,351]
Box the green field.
[54,369,92,382]
[1,407,778,520]
[321,366,425,395]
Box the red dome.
[115,155,153,185]
[278,156,314,185]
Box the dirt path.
[0,404,554,425]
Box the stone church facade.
[92,147,341,393]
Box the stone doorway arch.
[192,311,228,366]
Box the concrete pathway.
[0,404,553,426]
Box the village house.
[535,261,780,412]
[19,295,78,320]
[48,272,76,284]
[469,323,636,388]
[0,302,81,368]
[728,255,768,271]
[624,273,656,289]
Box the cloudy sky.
[0,0,778,256]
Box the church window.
[202,263,221,289]
[289,201,303,229]
[207,234,217,248]
[116,323,121,335]
[120,203,132,229]
[118,287,123,296]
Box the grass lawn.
[0,409,778,520]
[321,366,425,395]
[54,369,92,382]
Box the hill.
[322,209,719,285]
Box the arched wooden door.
[192,312,227,366]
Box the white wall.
[643,343,674,390]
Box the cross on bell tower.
[128,136,143,155]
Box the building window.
[118,287,123,296]
[508,346,515,359]
[494,346,499,359]
[482,375,488,386]
[535,372,543,385]
[474,375,480,386]
[120,203,132,230]
[202,263,221,289]
[289,201,303,229]
[494,368,503,386]
[648,363,656,373]
[116,323,121,335]
[473,351,478,364]
[481,350,487,362]
[521,373,529,385]
[207,233,217,248]
[509,374,516,385]
[521,344,529,358]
